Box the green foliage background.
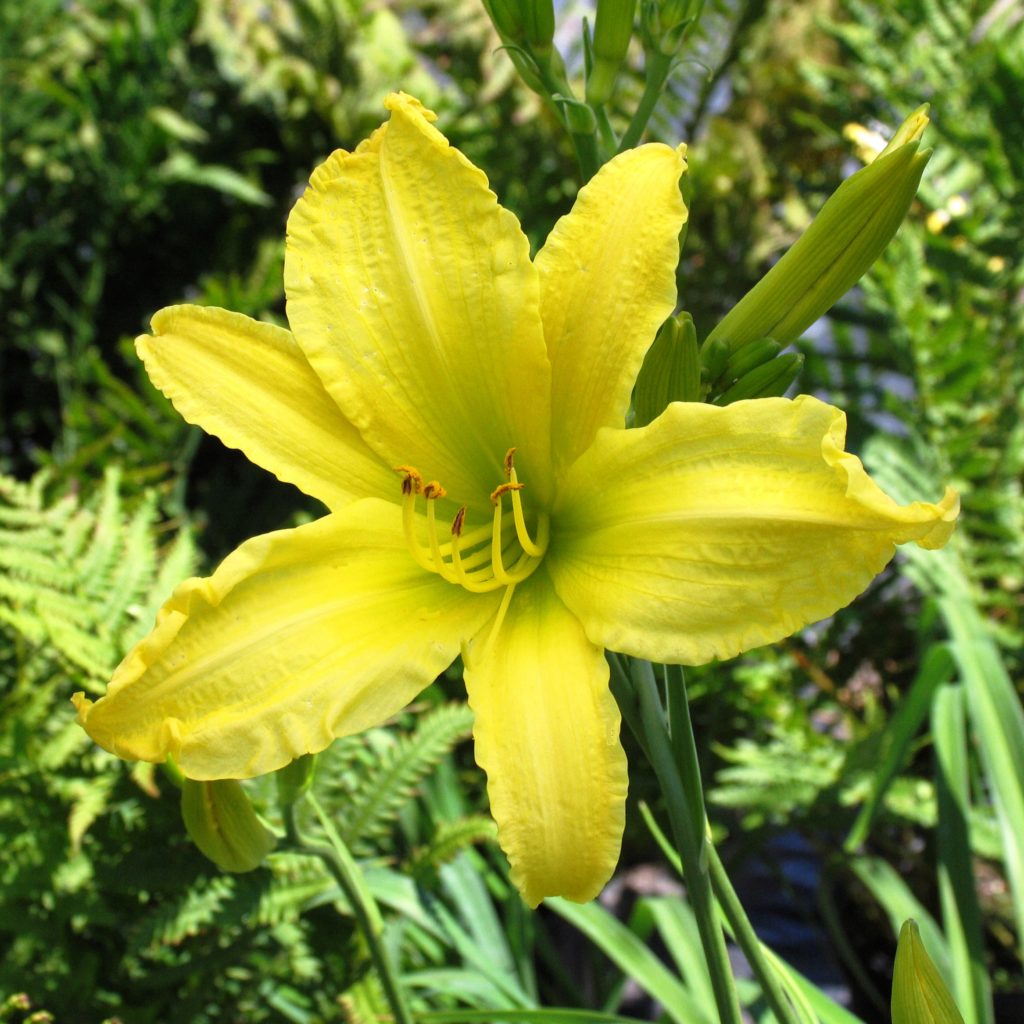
[1,0,1021,1021]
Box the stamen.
[507,465,546,556]
[452,506,466,536]
[490,481,524,504]
[396,450,548,595]
[424,491,457,583]
[400,473,437,575]
[450,507,507,593]
[394,465,423,495]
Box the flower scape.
[74,94,958,907]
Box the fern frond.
[336,704,474,855]
[256,854,333,927]
[408,816,498,881]
[0,466,196,686]
[133,874,238,950]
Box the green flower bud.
[523,0,556,61]
[586,0,637,107]
[181,777,276,873]
[892,920,966,1024]
[699,334,730,384]
[715,352,803,405]
[482,0,526,41]
[633,312,703,426]
[641,0,700,56]
[721,336,782,383]
[706,106,932,353]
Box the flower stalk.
[631,658,743,1024]
[284,792,414,1024]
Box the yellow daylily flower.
[72,93,958,907]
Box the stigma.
[394,449,549,594]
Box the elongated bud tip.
[891,920,965,1024]
[879,104,930,157]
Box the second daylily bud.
[721,336,782,382]
[715,352,803,405]
[892,920,966,1024]
[523,0,556,63]
[483,0,525,40]
[586,0,637,106]
[705,105,932,353]
[181,778,276,873]
[642,0,699,56]
[633,312,703,426]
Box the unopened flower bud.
[587,0,637,106]
[633,312,702,426]
[181,778,275,873]
[642,0,700,56]
[715,352,803,404]
[891,920,965,1024]
[523,0,556,62]
[705,106,932,353]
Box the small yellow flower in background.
[73,94,958,907]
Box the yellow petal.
[73,500,499,779]
[464,570,627,907]
[550,396,958,665]
[535,143,687,474]
[284,93,553,510]
[138,305,395,510]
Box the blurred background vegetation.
[1,0,1021,1021]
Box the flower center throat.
[395,448,549,595]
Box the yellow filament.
[490,502,515,585]
[449,527,503,593]
[425,499,456,583]
[401,485,437,574]
[507,467,545,556]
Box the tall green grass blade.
[849,858,950,979]
[547,898,716,1024]
[932,684,994,1024]
[939,596,1024,957]
[415,1010,652,1023]
[639,896,717,1013]
[638,802,866,1024]
[845,644,955,852]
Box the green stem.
[636,666,803,1024]
[706,843,804,1024]
[594,104,618,162]
[618,50,672,151]
[632,660,742,1024]
[285,794,414,1024]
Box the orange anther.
[452,506,467,536]
[490,481,525,505]
[503,447,517,477]
[423,481,447,500]
[393,465,423,495]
